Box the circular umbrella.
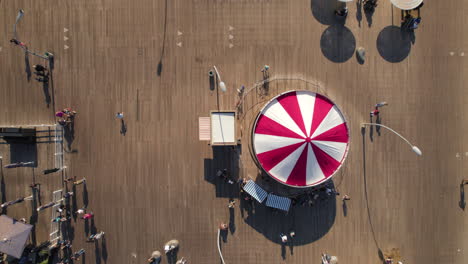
[390,0,423,10]
[252,91,349,187]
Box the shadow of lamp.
[361,123,422,156]
[14,9,24,39]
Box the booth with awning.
[0,215,33,259]
[266,193,291,212]
[242,180,268,203]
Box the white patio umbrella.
[390,0,423,10]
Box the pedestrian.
[76,208,86,214]
[73,178,86,186]
[342,195,351,201]
[63,108,77,116]
[219,223,228,230]
[370,108,379,117]
[237,85,245,96]
[71,249,85,260]
[116,112,124,119]
[29,183,40,189]
[35,77,49,83]
[52,216,62,223]
[63,192,73,199]
[86,234,96,242]
[228,200,236,209]
[10,39,26,48]
[261,65,270,72]
[33,64,46,72]
[64,176,76,183]
[335,6,348,17]
[57,118,71,126]
[280,233,288,243]
[57,204,65,213]
[375,101,388,109]
[93,231,105,240]
[81,212,94,220]
[326,188,333,196]
[19,218,27,223]
[289,230,295,238]
[462,179,468,185]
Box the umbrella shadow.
[377,26,412,63]
[203,146,240,198]
[310,0,340,25]
[320,24,356,63]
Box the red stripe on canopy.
[277,92,308,136]
[285,144,308,186]
[310,95,334,137]
[311,143,341,177]
[311,123,349,142]
[255,115,305,139]
[257,142,305,172]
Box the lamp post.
[361,123,422,155]
[213,66,226,92]
[14,9,24,39]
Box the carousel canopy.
[253,91,349,187]
[390,0,423,10]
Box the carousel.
[252,90,350,188]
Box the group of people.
[56,108,77,126]
[32,64,49,83]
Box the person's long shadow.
[0,160,7,215]
[84,218,90,237]
[356,0,362,27]
[90,218,97,235]
[42,79,51,107]
[157,0,169,76]
[342,200,348,217]
[94,240,102,264]
[281,244,286,260]
[166,248,178,264]
[25,51,31,81]
[459,184,466,210]
[320,24,356,63]
[83,183,89,208]
[376,115,382,136]
[369,115,374,142]
[120,120,127,136]
[101,237,108,263]
[72,185,78,221]
[364,3,376,27]
[29,187,39,245]
[229,207,236,234]
[377,26,412,63]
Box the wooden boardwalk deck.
[0,0,467,263]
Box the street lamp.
[14,9,24,39]
[361,123,422,156]
[213,66,226,92]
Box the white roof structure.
[0,215,32,259]
[390,0,423,10]
[210,111,236,146]
[252,91,349,187]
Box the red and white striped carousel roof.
[253,91,349,187]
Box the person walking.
[32,64,46,72]
[71,249,85,260]
[81,212,94,220]
[93,231,105,240]
[342,195,351,201]
[10,39,26,48]
[280,233,288,243]
[63,192,73,199]
[116,112,124,119]
[73,178,86,186]
[64,176,76,183]
[375,101,388,109]
[228,200,236,209]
